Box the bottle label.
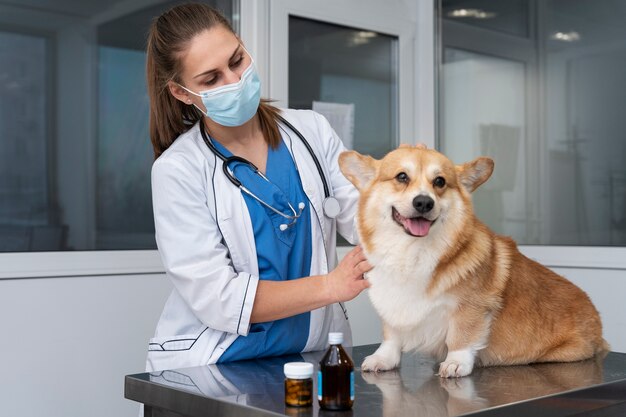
[350,371,354,401]
[318,370,322,401]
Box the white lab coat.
[146,109,359,372]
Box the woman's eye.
[433,176,446,188]
[395,172,409,183]
[204,77,218,86]
[230,56,244,68]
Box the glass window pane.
[544,0,626,245]
[96,46,154,249]
[442,0,529,38]
[0,0,237,252]
[289,16,399,159]
[0,31,52,251]
[441,49,530,241]
[438,0,626,246]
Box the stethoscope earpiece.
[279,201,305,232]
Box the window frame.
[266,0,417,145]
[0,250,163,280]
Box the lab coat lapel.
[211,156,259,276]
[282,129,328,275]
[283,128,331,351]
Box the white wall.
[0,274,172,417]
[554,267,626,352]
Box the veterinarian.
[145,3,372,371]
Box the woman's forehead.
[180,26,239,78]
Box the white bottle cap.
[284,362,314,379]
[328,332,343,345]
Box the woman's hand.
[251,246,372,323]
[325,245,373,303]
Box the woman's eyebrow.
[193,44,242,79]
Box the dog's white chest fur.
[366,248,455,357]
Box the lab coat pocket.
[148,330,206,352]
[146,328,216,371]
[219,217,252,273]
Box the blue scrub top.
[212,137,313,363]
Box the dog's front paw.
[437,349,476,378]
[437,359,473,378]
[361,354,399,372]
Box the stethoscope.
[199,116,341,231]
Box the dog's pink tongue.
[403,217,432,237]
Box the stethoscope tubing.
[276,115,331,200]
[199,115,338,219]
[213,150,302,221]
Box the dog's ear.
[339,150,378,191]
[456,157,494,192]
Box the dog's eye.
[433,176,446,188]
[395,172,409,183]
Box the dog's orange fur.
[339,145,607,377]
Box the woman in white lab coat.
[144,3,371,371]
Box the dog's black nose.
[413,195,434,214]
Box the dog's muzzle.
[392,207,435,237]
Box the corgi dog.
[339,145,608,378]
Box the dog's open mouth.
[392,208,434,237]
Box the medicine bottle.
[284,362,314,407]
[318,332,354,410]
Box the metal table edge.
[125,373,286,417]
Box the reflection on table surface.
[143,346,626,417]
[364,354,609,417]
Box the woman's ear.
[167,80,193,105]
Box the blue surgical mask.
[180,52,261,127]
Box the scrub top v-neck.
[211,136,313,363]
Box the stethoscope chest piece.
[322,196,340,219]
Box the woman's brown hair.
[146,3,281,159]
